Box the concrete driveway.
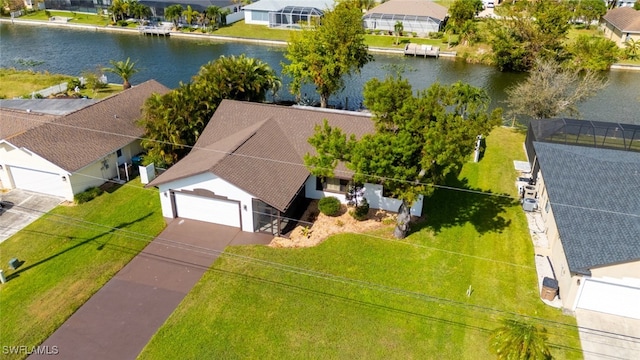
[32,218,273,360]
[0,189,63,243]
[576,309,640,360]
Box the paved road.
[31,219,272,360]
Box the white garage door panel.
[10,166,67,197]
[174,192,240,228]
[577,280,640,319]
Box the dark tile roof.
[602,7,640,33]
[149,100,374,212]
[534,142,640,274]
[5,80,170,172]
[366,0,448,20]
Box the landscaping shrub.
[429,31,444,39]
[350,198,369,221]
[318,196,341,216]
[74,186,104,204]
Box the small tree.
[318,196,341,216]
[394,21,404,45]
[625,38,640,60]
[489,318,552,360]
[506,59,608,119]
[103,57,139,89]
[164,4,183,28]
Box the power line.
[4,204,640,350]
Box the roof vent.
[114,114,118,119]
[26,109,31,113]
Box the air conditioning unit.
[523,198,537,212]
[524,185,537,200]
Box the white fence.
[33,82,68,98]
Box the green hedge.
[74,186,104,204]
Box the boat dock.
[404,43,440,58]
[138,26,171,36]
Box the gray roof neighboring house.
[365,0,448,20]
[2,80,170,173]
[242,0,334,12]
[0,99,97,116]
[533,142,640,275]
[602,7,640,33]
[149,100,374,212]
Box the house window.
[316,177,350,193]
[116,149,123,157]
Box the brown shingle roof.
[149,100,375,212]
[603,7,640,33]
[365,0,448,20]
[0,109,57,140]
[5,80,169,172]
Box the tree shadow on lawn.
[6,212,154,280]
[413,177,518,235]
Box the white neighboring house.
[0,80,170,201]
[362,0,448,35]
[243,0,334,27]
[148,100,424,236]
[525,119,640,319]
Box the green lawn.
[0,180,165,359]
[138,127,582,360]
[19,10,110,26]
[0,69,72,99]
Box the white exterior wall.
[70,153,118,199]
[226,9,244,24]
[157,172,256,232]
[304,176,348,203]
[0,142,72,198]
[244,9,270,25]
[304,176,424,216]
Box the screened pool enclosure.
[269,6,323,28]
[362,13,443,33]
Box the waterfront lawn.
[19,10,110,26]
[0,180,165,360]
[214,21,293,42]
[0,68,72,99]
[138,128,582,360]
[365,34,447,49]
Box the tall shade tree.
[506,59,608,120]
[569,0,606,29]
[489,318,552,360]
[283,1,372,108]
[138,55,280,167]
[446,0,484,34]
[164,4,183,28]
[305,75,501,238]
[103,57,139,89]
[567,35,619,71]
[488,1,572,71]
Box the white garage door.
[9,166,68,198]
[174,192,241,228]
[576,279,640,319]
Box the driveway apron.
[30,218,272,360]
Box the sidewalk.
[30,219,272,360]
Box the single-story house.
[601,6,640,47]
[242,0,333,28]
[147,100,424,236]
[139,0,244,23]
[525,119,640,319]
[0,80,170,201]
[362,0,448,34]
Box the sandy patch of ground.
[270,200,398,248]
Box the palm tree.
[625,38,640,60]
[183,5,199,26]
[205,5,221,30]
[103,58,139,89]
[164,4,183,29]
[489,318,552,360]
[394,21,403,45]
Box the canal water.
[1,23,638,124]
